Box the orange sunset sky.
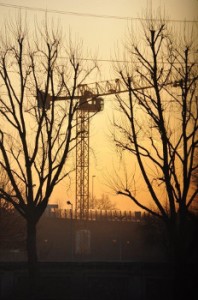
[0,0,197,211]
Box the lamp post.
[92,175,96,208]
[67,200,73,219]
[66,200,73,260]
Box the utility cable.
[0,2,197,23]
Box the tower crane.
[74,79,126,219]
[37,78,127,219]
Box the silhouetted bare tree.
[110,18,198,263]
[89,194,117,210]
[0,16,97,292]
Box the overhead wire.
[0,2,197,23]
[0,51,196,65]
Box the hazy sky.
[0,1,197,62]
[0,0,197,211]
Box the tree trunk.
[26,219,39,299]
[166,218,190,298]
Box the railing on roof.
[44,208,142,222]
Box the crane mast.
[75,90,104,219]
[75,108,89,219]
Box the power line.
[0,2,197,23]
[0,52,129,63]
[0,51,196,65]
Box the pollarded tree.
[110,17,198,263]
[0,16,98,289]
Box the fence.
[44,208,142,222]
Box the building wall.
[37,216,165,262]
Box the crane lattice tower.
[75,90,104,219]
